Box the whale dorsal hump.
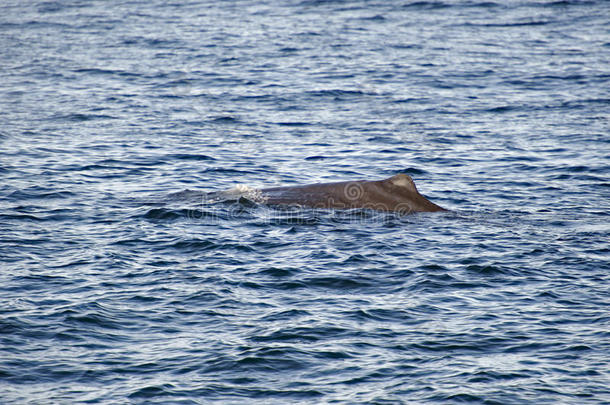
[389,173,418,193]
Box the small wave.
[206,116,241,124]
[275,121,310,127]
[73,67,118,76]
[203,168,254,175]
[167,239,222,251]
[0,213,43,222]
[128,384,178,400]
[402,1,452,10]
[258,267,300,277]
[401,1,501,10]
[476,20,552,28]
[465,264,512,276]
[358,14,386,21]
[305,89,368,99]
[52,113,116,122]
[168,153,215,161]
[484,105,519,113]
[250,325,350,343]
[302,276,375,290]
[8,187,75,200]
[0,20,70,30]
[143,208,189,220]
[536,0,597,7]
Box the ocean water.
[1,0,609,403]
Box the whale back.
[258,173,445,214]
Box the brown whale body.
[260,174,446,214]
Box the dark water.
[1,0,609,403]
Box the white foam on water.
[221,185,268,203]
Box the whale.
[256,173,446,214]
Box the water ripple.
[1,0,609,403]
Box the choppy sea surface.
[1,1,609,403]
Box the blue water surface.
[1,0,609,403]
